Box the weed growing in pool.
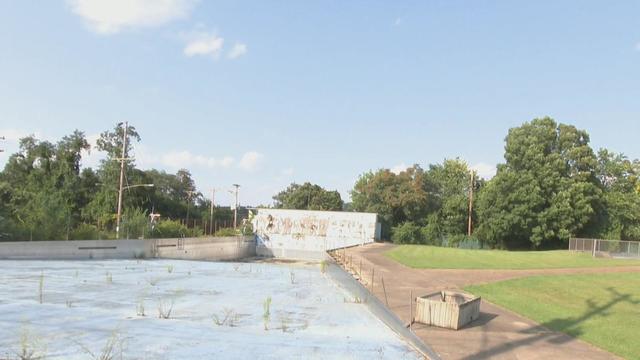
[263,297,272,330]
[146,278,159,286]
[289,269,296,284]
[77,330,125,360]
[212,308,240,327]
[12,326,46,360]
[66,300,74,308]
[167,265,174,274]
[157,299,174,319]
[106,271,113,284]
[280,313,291,333]
[38,272,44,304]
[320,260,327,274]
[344,296,363,304]
[233,264,241,272]
[136,298,145,317]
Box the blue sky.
[1,0,639,206]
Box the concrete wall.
[252,209,378,260]
[154,236,255,260]
[0,236,255,261]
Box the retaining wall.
[252,209,379,259]
[0,236,255,261]
[155,236,256,260]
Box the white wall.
[252,209,378,258]
[0,237,255,261]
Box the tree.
[584,149,640,240]
[417,159,484,244]
[351,165,428,238]
[476,117,601,248]
[85,123,141,229]
[273,182,343,211]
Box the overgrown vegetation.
[263,297,272,330]
[0,123,245,241]
[351,118,640,249]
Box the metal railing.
[569,238,640,259]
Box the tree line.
[275,117,640,249]
[0,123,238,241]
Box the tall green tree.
[351,165,428,237]
[273,182,343,211]
[584,149,640,240]
[476,117,601,248]
[422,159,479,242]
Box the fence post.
[409,290,413,331]
[592,239,597,257]
[371,267,375,293]
[381,274,389,307]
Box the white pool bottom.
[0,259,419,359]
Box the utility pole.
[467,170,475,236]
[209,188,216,235]
[0,136,5,152]
[116,122,128,240]
[232,184,240,229]
[186,190,196,227]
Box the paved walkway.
[340,243,640,360]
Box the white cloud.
[159,150,235,169]
[390,163,407,175]
[67,0,196,35]
[227,42,247,59]
[394,17,403,26]
[238,151,264,171]
[183,32,224,58]
[635,42,640,52]
[471,162,497,179]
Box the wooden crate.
[414,290,481,330]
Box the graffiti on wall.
[252,209,378,251]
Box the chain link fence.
[569,238,640,259]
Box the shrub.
[121,207,149,239]
[70,223,100,240]
[151,220,201,238]
[214,228,240,237]
[391,222,423,244]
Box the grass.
[465,273,640,360]
[386,245,640,269]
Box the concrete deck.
[341,243,635,360]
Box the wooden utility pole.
[232,184,240,229]
[467,170,475,236]
[0,136,5,152]
[115,122,128,239]
[209,188,216,235]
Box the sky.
[0,0,639,206]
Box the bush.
[215,228,240,237]
[122,207,149,239]
[391,222,424,244]
[69,223,100,240]
[153,220,185,238]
